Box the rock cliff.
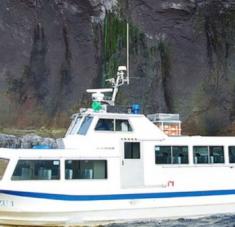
[1,0,235,135]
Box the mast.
[127,23,130,85]
[86,21,130,110]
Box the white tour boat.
[1,66,235,226]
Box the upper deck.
[63,109,167,149]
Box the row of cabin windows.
[76,117,133,135]
[11,160,107,181]
[155,146,235,164]
[6,144,235,180]
[123,143,235,164]
[9,142,139,181]
[95,119,132,132]
[10,141,138,181]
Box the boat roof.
[0,148,120,159]
[77,110,145,118]
[159,135,235,145]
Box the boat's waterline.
[1,190,235,225]
[2,202,235,226]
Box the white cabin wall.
[130,117,167,141]
[142,141,235,191]
[142,141,167,187]
[63,133,121,153]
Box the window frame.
[95,118,133,132]
[229,146,235,163]
[11,159,60,181]
[65,159,108,180]
[115,119,133,132]
[155,145,189,165]
[66,115,82,135]
[124,142,141,159]
[193,146,224,164]
[209,146,224,164]
[155,145,171,164]
[94,118,114,131]
[172,146,189,164]
[78,116,93,135]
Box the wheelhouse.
[65,112,134,136]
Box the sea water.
[104,214,235,227]
[1,215,235,226]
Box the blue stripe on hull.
[1,189,235,201]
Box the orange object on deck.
[147,113,182,136]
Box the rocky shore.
[0,133,60,149]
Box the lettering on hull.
[0,200,14,207]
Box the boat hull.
[2,190,235,225]
[2,202,235,226]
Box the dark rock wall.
[0,0,103,127]
[1,0,235,135]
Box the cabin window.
[65,160,107,180]
[0,158,9,180]
[95,119,114,131]
[155,146,189,164]
[193,146,208,164]
[116,120,132,132]
[11,160,60,180]
[124,142,140,159]
[95,119,132,132]
[67,115,82,135]
[193,146,224,164]
[229,146,235,163]
[155,146,171,164]
[78,116,93,135]
[172,146,189,164]
[209,146,224,163]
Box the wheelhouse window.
[0,158,9,180]
[12,160,60,180]
[66,114,82,135]
[124,142,140,159]
[229,146,235,163]
[78,116,93,135]
[95,119,114,131]
[193,146,224,164]
[65,160,107,180]
[155,146,188,164]
[95,118,132,132]
[116,120,132,132]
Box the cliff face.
[0,0,108,127]
[1,0,235,135]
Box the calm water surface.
[2,215,235,227]
[104,214,235,227]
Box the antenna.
[86,66,128,109]
[110,66,127,104]
[127,23,129,85]
[86,88,113,103]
